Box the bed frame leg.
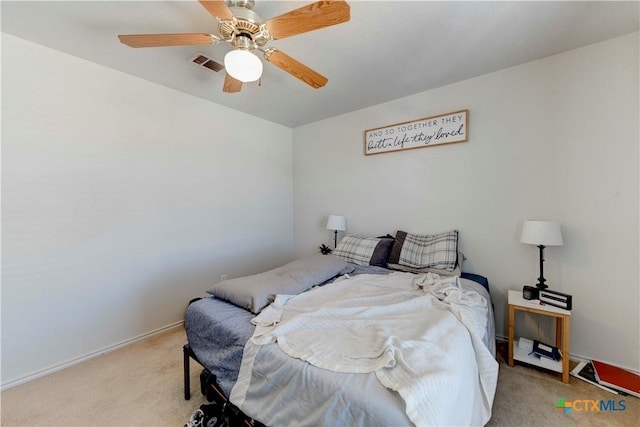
[183,344,191,400]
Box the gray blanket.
[184,264,392,395]
[185,297,255,396]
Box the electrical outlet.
[220,274,227,282]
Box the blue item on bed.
[461,271,490,292]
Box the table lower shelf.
[512,340,563,373]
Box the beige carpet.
[1,326,638,426]
[1,326,201,426]
[488,342,639,427]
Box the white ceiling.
[2,1,638,128]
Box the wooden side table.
[508,290,571,383]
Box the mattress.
[185,266,496,425]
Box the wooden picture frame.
[364,109,468,155]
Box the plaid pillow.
[332,235,394,267]
[388,230,458,272]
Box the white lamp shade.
[326,215,346,232]
[520,220,563,246]
[224,49,263,82]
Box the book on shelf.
[570,361,619,394]
[592,360,640,398]
[531,340,561,361]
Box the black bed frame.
[183,343,263,427]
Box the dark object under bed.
[184,343,262,427]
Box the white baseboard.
[1,321,184,391]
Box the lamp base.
[536,245,548,290]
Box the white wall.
[1,34,293,387]
[293,33,639,371]
[2,31,637,387]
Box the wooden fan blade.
[265,1,350,40]
[118,34,216,48]
[265,49,328,89]
[223,73,243,93]
[199,0,235,21]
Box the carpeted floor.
[1,326,638,426]
[488,342,639,426]
[1,326,201,426]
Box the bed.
[184,231,498,426]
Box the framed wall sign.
[364,109,468,155]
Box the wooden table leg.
[508,305,515,367]
[561,315,570,383]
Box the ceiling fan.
[118,0,350,93]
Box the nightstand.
[508,289,571,383]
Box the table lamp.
[326,215,346,248]
[520,220,563,289]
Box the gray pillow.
[332,235,395,267]
[207,254,354,313]
[387,252,465,277]
[387,230,459,272]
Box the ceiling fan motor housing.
[233,33,254,50]
[219,3,270,47]
[229,0,255,10]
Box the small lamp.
[326,215,346,248]
[520,220,563,289]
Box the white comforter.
[231,272,498,426]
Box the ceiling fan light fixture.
[224,48,263,82]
